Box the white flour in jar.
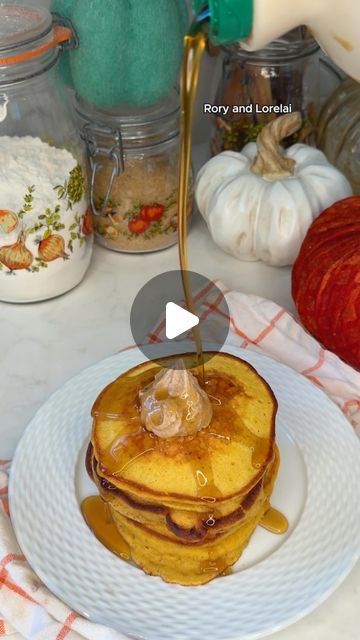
[0,136,93,302]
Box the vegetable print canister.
[0,5,93,303]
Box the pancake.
[110,502,270,586]
[91,353,276,502]
[83,352,285,585]
[88,443,280,542]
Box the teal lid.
[192,0,253,44]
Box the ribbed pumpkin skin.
[292,196,360,370]
[317,79,360,194]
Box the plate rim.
[9,345,360,640]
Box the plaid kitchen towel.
[0,286,359,639]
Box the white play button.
[165,302,199,340]
[130,270,230,368]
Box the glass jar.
[317,79,360,194]
[0,4,93,303]
[211,28,340,155]
[74,91,193,253]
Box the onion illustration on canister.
[37,233,69,262]
[0,230,33,272]
[0,209,19,234]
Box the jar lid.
[74,89,180,149]
[224,27,319,62]
[0,4,52,50]
[0,4,74,67]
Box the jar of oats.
[75,91,193,253]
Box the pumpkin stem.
[250,112,303,180]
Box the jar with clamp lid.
[0,4,93,303]
[75,90,193,253]
[211,28,340,155]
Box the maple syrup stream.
[176,23,287,537]
[178,25,206,377]
[82,21,288,568]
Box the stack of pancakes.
[87,352,279,585]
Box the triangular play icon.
[165,302,199,340]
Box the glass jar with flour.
[0,4,93,303]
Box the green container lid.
[192,0,253,44]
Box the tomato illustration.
[139,204,165,222]
[82,208,93,236]
[128,217,150,234]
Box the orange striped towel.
[0,461,128,640]
[147,285,360,434]
[0,288,359,639]
[224,290,359,433]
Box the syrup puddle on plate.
[76,424,306,573]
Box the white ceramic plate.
[9,346,360,640]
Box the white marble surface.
[0,145,358,639]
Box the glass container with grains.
[0,4,93,303]
[75,90,193,253]
[75,91,193,253]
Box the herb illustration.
[68,212,87,252]
[55,164,84,209]
[27,204,65,235]
[18,185,35,220]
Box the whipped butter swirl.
[139,361,213,438]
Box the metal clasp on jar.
[81,122,124,216]
[51,12,79,50]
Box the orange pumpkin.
[292,196,360,370]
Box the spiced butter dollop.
[139,361,212,438]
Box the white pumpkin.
[196,112,352,266]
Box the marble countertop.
[0,147,358,640]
